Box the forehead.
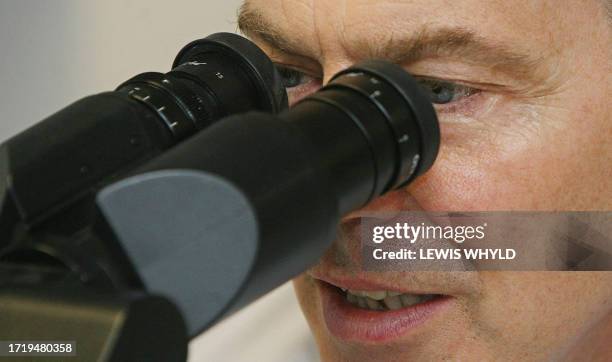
[243,0,587,60]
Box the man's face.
[239,0,612,360]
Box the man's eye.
[276,65,313,88]
[274,64,322,105]
[416,78,480,105]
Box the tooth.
[357,297,368,308]
[366,298,382,310]
[420,294,436,303]
[383,295,403,310]
[349,290,369,297]
[400,294,421,307]
[347,293,357,304]
[348,290,387,300]
[365,291,387,300]
[387,291,402,297]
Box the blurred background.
[0,1,318,361]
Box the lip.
[313,272,439,294]
[313,275,453,343]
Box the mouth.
[342,288,440,311]
[313,276,452,343]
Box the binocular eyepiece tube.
[98,50,440,335]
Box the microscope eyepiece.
[330,60,440,186]
[282,60,440,213]
[0,31,441,346]
[117,32,287,142]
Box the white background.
[0,1,318,361]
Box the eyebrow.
[237,4,546,82]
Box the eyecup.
[172,32,288,114]
[332,60,440,182]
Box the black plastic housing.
[94,61,440,335]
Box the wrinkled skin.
[239,1,612,361]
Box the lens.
[282,60,440,214]
[117,32,287,142]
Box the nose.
[342,187,424,222]
[321,59,357,85]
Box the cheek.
[293,276,322,326]
[472,272,612,357]
[287,80,322,106]
[407,103,605,211]
[408,130,548,211]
